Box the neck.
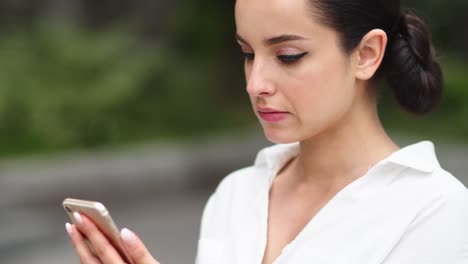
[294,87,400,190]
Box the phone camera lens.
[65,206,72,213]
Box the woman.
[65,0,468,263]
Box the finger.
[121,228,160,264]
[66,223,101,264]
[73,212,124,264]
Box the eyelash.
[240,52,309,65]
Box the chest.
[261,189,334,264]
[198,180,431,264]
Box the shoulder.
[383,168,468,262]
[401,166,468,230]
[387,140,468,213]
[432,167,467,194]
[418,166,468,207]
[199,143,299,236]
[428,167,468,216]
[214,166,259,196]
[200,165,260,219]
[198,161,261,238]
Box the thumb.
[121,228,159,264]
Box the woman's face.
[235,0,360,144]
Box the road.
[0,133,467,264]
[1,190,210,264]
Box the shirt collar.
[386,140,440,173]
[254,140,440,174]
[254,142,299,173]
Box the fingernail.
[65,222,73,235]
[73,212,83,225]
[121,228,137,247]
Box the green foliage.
[0,0,467,157]
[0,23,252,157]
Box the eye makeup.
[240,51,309,65]
[277,52,308,64]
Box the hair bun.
[384,12,443,115]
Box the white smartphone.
[62,198,134,264]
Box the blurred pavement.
[0,131,466,264]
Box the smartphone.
[62,198,134,264]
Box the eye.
[240,52,254,63]
[277,52,309,64]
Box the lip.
[256,107,289,122]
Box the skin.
[65,213,159,264]
[67,0,400,263]
[235,0,400,263]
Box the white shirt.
[196,141,468,264]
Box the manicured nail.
[121,228,137,247]
[73,212,83,225]
[65,222,73,235]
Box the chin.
[262,126,300,144]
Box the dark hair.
[308,0,443,115]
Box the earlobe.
[355,29,388,81]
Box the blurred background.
[0,0,467,263]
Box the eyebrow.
[235,33,307,47]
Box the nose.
[245,61,276,97]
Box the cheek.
[287,56,355,131]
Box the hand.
[65,212,160,264]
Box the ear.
[353,29,388,81]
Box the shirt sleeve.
[382,186,468,264]
[195,191,225,264]
[198,191,218,239]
